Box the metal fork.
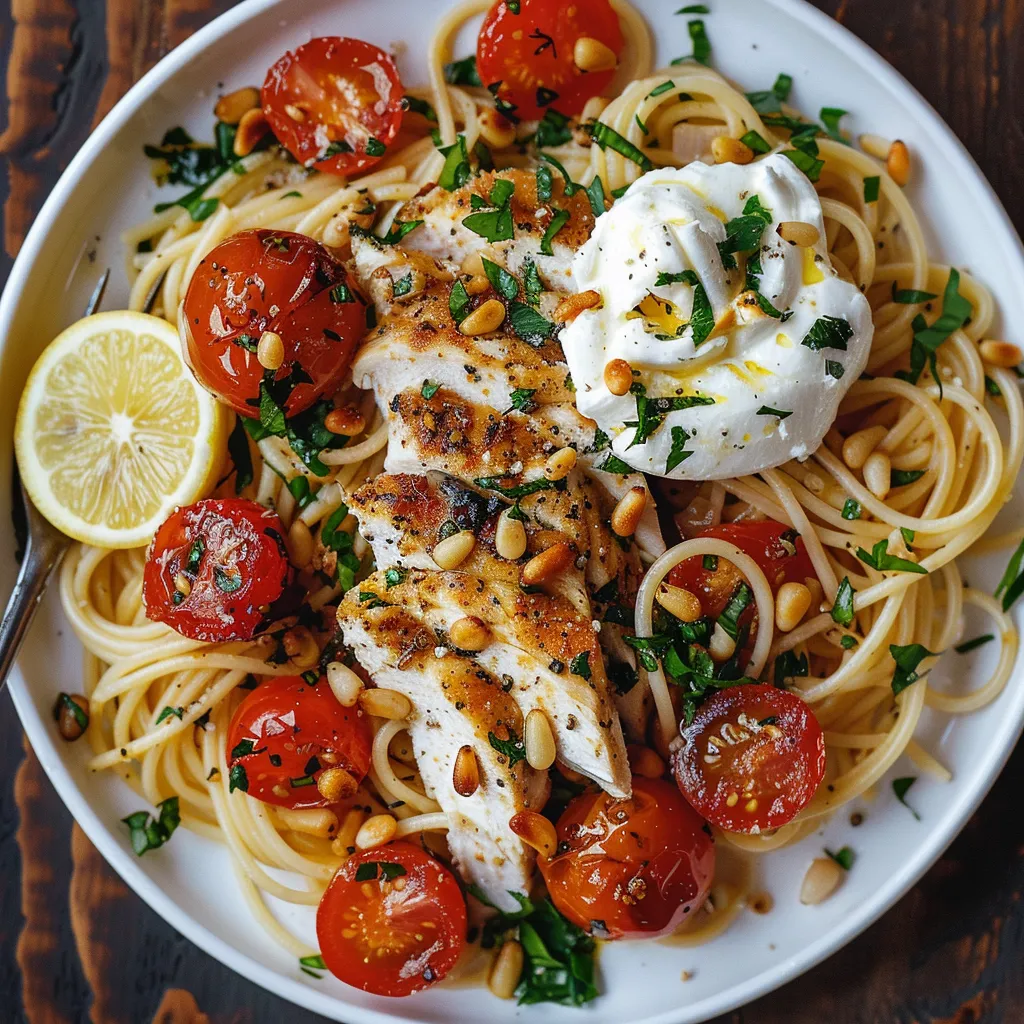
[0,269,112,694]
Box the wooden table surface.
[1,2,1023,1022]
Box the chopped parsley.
[122,796,181,856]
[666,426,694,472]
[955,634,994,654]
[819,107,849,142]
[856,538,927,575]
[463,179,516,243]
[155,706,184,725]
[757,405,792,420]
[892,776,921,819]
[890,642,938,695]
[801,315,853,352]
[717,194,773,269]
[896,268,972,388]
[449,279,472,325]
[475,476,561,499]
[624,383,715,448]
[506,387,538,414]
[825,846,855,870]
[488,725,527,767]
[841,498,862,520]
[354,860,407,882]
[569,651,592,679]
[831,577,855,626]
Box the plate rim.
[5,0,1024,1021]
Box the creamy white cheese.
[560,154,874,480]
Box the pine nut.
[544,446,577,481]
[358,687,412,720]
[887,139,911,186]
[53,693,89,741]
[800,857,844,905]
[979,340,1022,368]
[460,252,485,277]
[355,813,398,851]
[509,810,558,857]
[708,623,735,661]
[459,298,506,336]
[277,806,339,838]
[574,36,618,73]
[326,661,363,707]
[173,573,191,597]
[842,425,887,470]
[488,939,524,1000]
[316,766,359,803]
[283,626,319,669]
[525,709,557,770]
[257,330,285,370]
[214,86,261,125]
[495,510,528,560]
[711,136,754,165]
[433,530,476,569]
[521,541,574,586]
[611,486,647,537]
[554,290,602,323]
[656,583,702,622]
[464,274,490,295]
[287,518,314,568]
[627,744,666,778]
[604,358,634,396]
[863,451,891,499]
[324,406,366,436]
[234,107,270,156]
[775,582,812,632]
[453,744,480,797]
[449,615,491,652]
[283,102,306,122]
[859,133,892,160]
[478,107,517,148]
[804,576,824,613]
[777,221,820,247]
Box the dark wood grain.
[1,1,1023,1021]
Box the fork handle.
[0,531,70,695]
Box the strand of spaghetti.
[395,812,451,838]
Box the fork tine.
[84,267,111,317]
[142,267,169,315]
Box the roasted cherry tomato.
[538,776,715,940]
[143,498,292,642]
[180,229,367,416]
[262,37,403,176]
[671,684,826,834]
[226,675,372,809]
[477,0,625,122]
[317,843,467,996]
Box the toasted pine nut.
[656,583,702,623]
[611,486,647,538]
[324,405,366,436]
[276,806,338,838]
[604,358,634,396]
[509,810,558,857]
[574,36,618,73]
[841,425,887,470]
[711,136,754,165]
[326,661,364,707]
[775,582,812,632]
[863,451,891,499]
[283,102,306,122]
[173,573,191,597]
[979,340,1022,368]
[708,623,735,661]
[355,813,398,851]
[887,139,911,186]
[316,766,359,803]
[257,330,284,370]
[800,857,845,905]
[521,541,574,586]
[488,939,524,1000]
[804,576,824,613]
[54,693,89,741]
[433,530,476,569]
[464,274,491,296]
[554,290,602,323]
[478,106,517,148]
[358,687,413,720]
[287,518,314,568]
[453,745,480,797]
[777,221,820,247]
[525,709,557,770]
[283,626,319,669]
[215,87,261,125]
[459,298,506,336]
[627,744,666,778]
[495,510,528,560]
[544,446,577,481]
[859,133,892,160]
[449,616,492,652]
[234,107,270,156]
[460,252,485,277]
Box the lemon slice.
[15,310,228,549]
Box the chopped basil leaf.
[482,257,519,301]
[588,122,653,171]
[380,219,422,245]
[892,776,921,819]
[228,762,249,793]
[703,555,718,571]
[717,195,772,269]
[299,954,326,972]
[895,268,972,387]
[506,387,538,414]
[392,273,413,298]
[819,107,849,143]
[329,282,353,303]
[825,359,845,379]
[569,651,591,679]
[534,108,573,148]
[122,796,180,856]
[508,301,554,346]
[186,537,205,573]
[757,405,792,420]
[900,526,916,546]
[891,282,938,304]
[540,209,570,255]
[535,165,553,203]
[774,649,808,686]
[449,280,472,325]
[666,426,694,472]
[685,19,711,65]
[841,498,862,520]
[522,257,543,306]
[585,174,606,218]
[717,582,752,640]
[892,469,925,487]
[825,845,855,870]
[488,725,527,766]
[676,3,710,11]
[227,416,254,494]
[475,476,560,499]
[437,135,471,191]
[741,130,772,154]
[840,634,858,649]
[647,80,676,98]
[781,146,824,181]
[598,453,632,475]
[444,55,481,86]
[856,538,927,575]
[539,152,581,196]
[155,706,184,725]
[403,95,437,122]
[995,536,1024,611]
[625,385,715,448]
[365,137,386,157]
[831,577,855,625]
[863,175,880,203]
[421,379,440,400]
[955,634,994,654]
[384,568,406,589]
[354,861,408,882]
[801,315,853,352]
[890,642,939,695]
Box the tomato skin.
[226,676,372,809]
[671,684,826,834]
[539,776,715,940]
[317,843,467,996]
[143,498,293,642]
[181,229,366,417]
[477,0,625,121]
[262,37,403,176]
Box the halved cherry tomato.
[317,843,467,996]
[477,0,625,122]
[226,675,372,809]
[538,776,715,940]
[262,37,403,176]
[180,229,367,416]
[671,684,826,834]
[143,498,292,642]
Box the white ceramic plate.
[4,1,1023,1021]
